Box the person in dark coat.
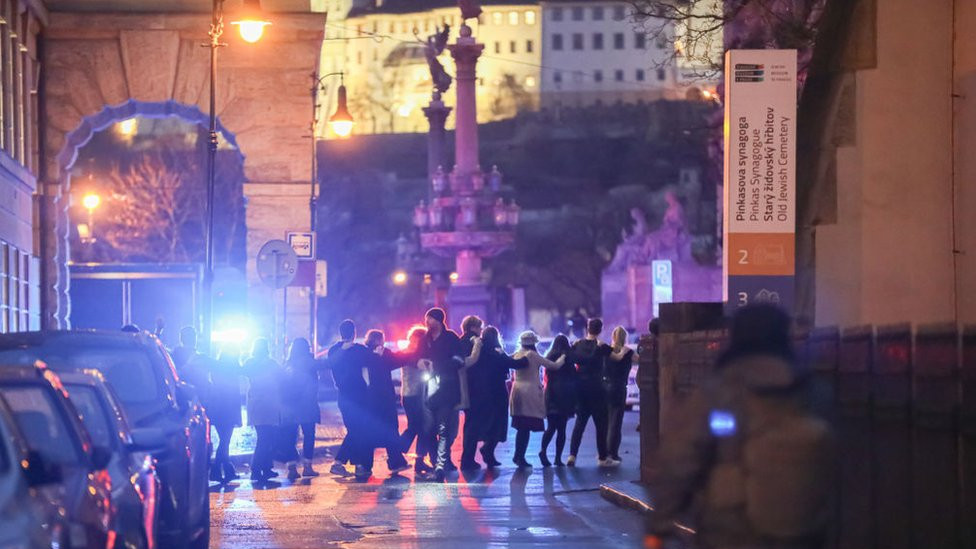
[422,307,481,482]
[208,342,243,482]
[243,338,282,482]
[605,326,635,464]
[539,334,575,467]
[363,329,410,475]
[568,318,613,467]
[460,326,527,470]
[397,327,436,473]
[280,338,323,479]
[325,320,376,481]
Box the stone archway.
[41,10,323,339]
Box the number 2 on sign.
[738,292,748,306]
[737,249,749,264]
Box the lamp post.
[309,71,354,350]
[203,0,270,354]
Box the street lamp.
[81,193,100,244]
[203,0,269,354]
[231,0,271,43]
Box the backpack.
[710,381,834,540]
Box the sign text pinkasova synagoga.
[723,49,797,314]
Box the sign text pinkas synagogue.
[733,107,792,226]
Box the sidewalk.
[600,480,655,515]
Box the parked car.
[59,369,161,549]
[0,331,211,549]
[0,363,115,549]
[0,388,73,548]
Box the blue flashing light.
[709,409,737,437]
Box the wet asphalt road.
[209,406,646,548]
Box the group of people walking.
[170,326,325,483]
[169,306,641,484]
[326,307,640,482]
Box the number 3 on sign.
[737,249,749,264]
[738,292,748,306]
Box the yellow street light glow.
[231,0,271,44]
[449,272,459,283]
[392,271,408,285]
[116,118,137,136]
[329,82,355,138]
[82,193,101,211]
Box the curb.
[599,481,654,515]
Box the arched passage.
[41,12,323,337]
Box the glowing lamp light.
[82,193,101,211]
[329,83,354,138]
[392,270,408,285]
[449,272,459,283]
[396,340,410,351]
[116,118,137,136]
[231,0,271,44]
[708,409,737,437]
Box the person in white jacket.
[510,331,565,468]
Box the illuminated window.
[493,11,503,25]
[525,11,536,25]
[525,76,536,87]
[509,11,519,25]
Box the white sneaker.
[597,458,614,467]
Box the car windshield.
[66,386,114,449]
[0,345,160,407]
[0,384,83,466]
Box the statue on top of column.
[423,25,453,97]
[458,0,482,21]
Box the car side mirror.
[90,446,112,471]
[23,450,62,486]
[128,427,168,452]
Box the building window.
[657,68,667,81]
[615,69,624,82]
[593,6,604,20]
[635,33,647,49]
[508,11,519,25]
[593,33,603,50]
[656,35,668,49]
[594,70,603,83]
[495,41,501,54]
[510,40,517,53]
[572,33,584,50]
[493,11,503,25]
[552,34,563,51]
[388,22,395,33]
[526,40,534,53]
[613,5,626,20]
[554,71,562,83]
[636,69,645,81]
[614,32,625,50]
[551,7,563,21]
[526,10,536,25]
[572,6,583,20]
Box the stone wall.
[41,11,324,341]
